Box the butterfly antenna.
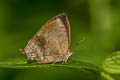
[71,37,86,49]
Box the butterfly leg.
[52,60,57,65]
[65,57,68,64]
[62,57,68,64]
[62,60,67,64]
[62,52,72,64]
[64,57,69,64]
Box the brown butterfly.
[21,13,72,64]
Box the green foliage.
[0,58,100,71]
[102,51,120,74]
[101,72,114,80]
[0,58,104,80]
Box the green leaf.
[0,58,108,80]
[0,58,101,73]
[102,51,120,74]
[101,72,114,80]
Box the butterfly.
[21,13,72,64]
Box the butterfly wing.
[23,13,71,63]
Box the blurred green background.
[0,0,120,80]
